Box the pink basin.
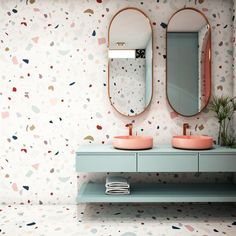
[172,135,213,150]
[113,135,153,150]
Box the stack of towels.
[105,176,130,195]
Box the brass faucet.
[183,123,189,136]
[125,123,133,136]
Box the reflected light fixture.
[108,50,135,58]
[116,42,126,47]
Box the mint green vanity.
[76,145,236,203]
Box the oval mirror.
[166,8,211,117]
[108,8,153,117]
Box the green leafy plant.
[209,96,236,147]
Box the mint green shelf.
[77,182,236,203]
[76,145,236,173]
[76,145,236,203]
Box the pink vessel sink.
[113,135,153,150]
[172,135,213,150]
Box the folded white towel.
[105,176,130,189]
[105,188,130,195]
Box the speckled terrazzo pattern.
[198,24,209,110]
[0,0,235,205]
[110,58,146,116]
[1,204,236,236]
[233,1,236,130]
[232,0,236,185]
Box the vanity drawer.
[137,153,198,172]
[76,153,136,172]
[199,153,236,172]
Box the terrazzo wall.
[233,0,236,184]
[234,0,236,130]
[198,24,210,110]
[0,0,235,204]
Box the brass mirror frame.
[166,7,212,117]
[108,7,154,117]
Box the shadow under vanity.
[76,7,236,203]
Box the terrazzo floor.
[0,203,236,236]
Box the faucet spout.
[183,123,189,136]
[125,123,133,136]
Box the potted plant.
[209,96,236,147]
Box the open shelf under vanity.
[77,182,236,203]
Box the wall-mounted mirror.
[108,8,153,117]
[166,8,211,117]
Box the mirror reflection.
[108,8,153,116]
[167,8,211,117]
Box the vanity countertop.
[76,144,236,154]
